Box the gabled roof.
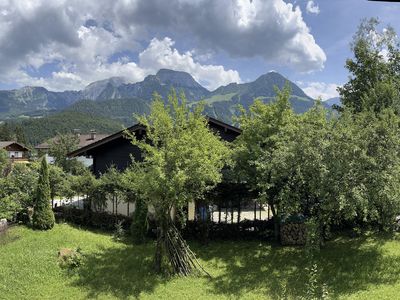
[68,117,241,157]
[35,133,110,150]
[0,141,29,151]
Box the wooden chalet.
[0,141,30,163]
[68,117,243,219]
[69,117,241,177]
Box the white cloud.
[126,0,326,72]
[5,36,240,91]
[306,1,320,15]
[0,0,325,90]
[139,38,240,90]
[299,81,340,100]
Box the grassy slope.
[1,225,400,299]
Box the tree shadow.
[195,234,400,299]
[72,243,166,299]
[71,233,400,299]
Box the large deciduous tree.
[235,85,298,239]
[48,133,82,173]
[339,18,400,113]
[125,91,229,275]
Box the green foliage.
[235,84,298,238]
[48,133,80,173]
[58,247,84,271]
[126,91,230,216]
[130,198,148,244]
[70,168,96,199]
[113,220,126,241]
[0,194,22,220]
[48,164,67,203]
[339,18,400,113]
[125,90,230,274]
[0,163,38,220]
[237,82,400,237]
[5,110,122,145]
[0,149,8,176]
[66,98,150,126]
[32,157,55,230]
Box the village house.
[69,117,242,219]
[35,130,109,165]
[0,141,30,163]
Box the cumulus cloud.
[7,36,240,91]
[306,1,320,15]
[0,0,325,91]
[299,81,340,100]
[139,38,240,90]
[125,0,326,72]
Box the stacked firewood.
[280,222,306,245]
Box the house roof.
[0,141,29,151]
[68,117,241,157]
[35,133,110,150]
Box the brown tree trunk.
[270,204,280,242]
[154,226,163,273]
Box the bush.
[182,219,274,241]
[58,247,84,270]
[113,220,126,241]
[53,206,132,231]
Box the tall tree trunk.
[154,226,163,273]
[270,204,280,242]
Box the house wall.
[89,125,238,177]
[4,144,27,159]
[89,136,143,177]
[8,151,23,158]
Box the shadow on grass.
[73,243,166,299]
[71,232,400,299]
[195,234,400,299]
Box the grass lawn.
[1,224,400,299]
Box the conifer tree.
[32,157,55,230]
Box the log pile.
[280,222,306,245]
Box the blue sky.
[0,0,399,100]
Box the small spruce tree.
[32,157,55,230]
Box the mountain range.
[0,69,334,144]
[0,69,328,121]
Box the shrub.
[113,220,126,241]
[53,206,132,231]
[58,247,84,270]
[32,158,55,230]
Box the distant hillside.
[0,69,210,120]
[66,97,151,126]
[0,69,329,123]
[0,69,331,139]
[201,72,325,122]
[325,97,341,107]
[7,111,122,145]
[0,87,80,120]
